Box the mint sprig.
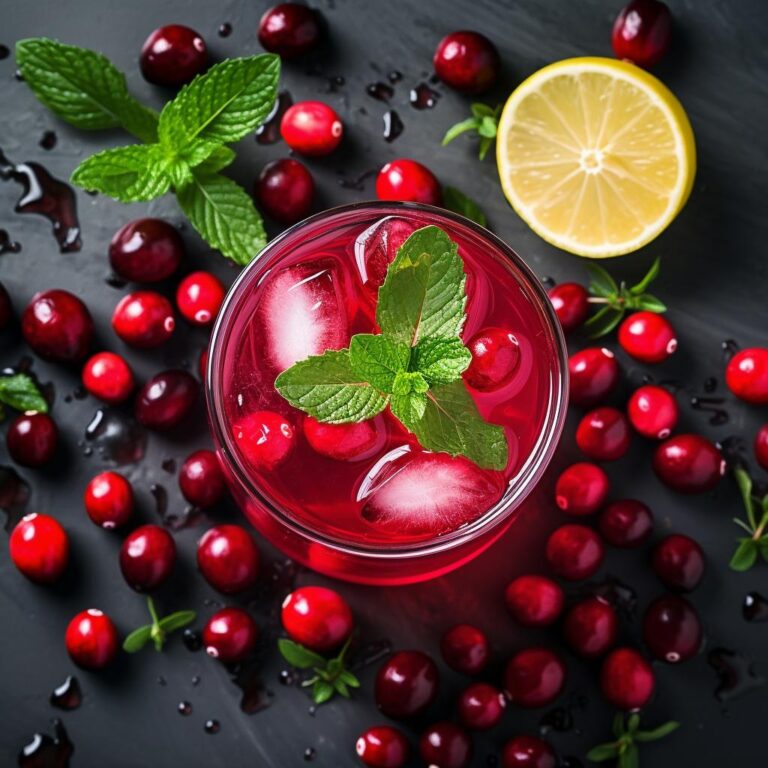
[122,596,196,653]
[729,467,768,571]
[442,103,501,161]
[588,713,680,767]
[0,373,48,417]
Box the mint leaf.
[349,334,410,393]
[730,538,758,571]
[442,117,478,146]
[629,257,661,295]
[442,186,487,227]
[275,350,389,424]
[585,263,618,298]
[277,638,326,669]
[122,625,152,654]
[194,146,236,175]
[390,371,429,423]
[157,610,196,634]
[586,743,619,762]
[313,680,335,704]
[16,38,158,143]
[0,373,48,413]
[411,336,472,385]
[634,721,680,742]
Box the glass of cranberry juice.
[206,203,567,585]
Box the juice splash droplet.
[84,408,147,465]
[743,592,768,622]
[382,110,403,142]
[39,132,57,151]
[0,229,21,254]
[708,647,765,701]
[366,81,394,102]
[18,719,74,768]
[218,23,232,37]
[49,676,82,711]
[409,82,439,109]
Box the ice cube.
[353,216,423,291]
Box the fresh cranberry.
[355,726,409,768]
[568,347,619,408]
[464,327,520,391]
[140,25,208,86]
[627,384,678,439]
[652,534,704,592]
[64,609,119,669]
[119,524,176,591]
[197,524,260,594]
[84,471,133,529]
[643,595,702,663]
[600,648,655,710]
[555,462,609,516]
[375,650,439,718]
[726,348,768,404]
[457,683,506,729]
[563,597,618,658]
[433,31,500,94]
[653,434,725,493]
[612,0,672,68]
[179,450,225,507]
[0,281,12,331]
[501,736,557,768]
[9,513,69,583]
[303,416,377,461]
[109,218,184,282]
[546,524,605,581]
[22,289,93,362]
[135,369,198,430]
[112,291,175,348]
[505,575,564,627]
[203,607,259,663]
[282,586,353,651]
[440,624,489,675]
[7,412,57,467]
[176,271,225,327]
[419,722,472,768]
[255,158,315,224]
[375,159,442,206]
[618,311,677,364]
[504,648,566,708]
[258,3,321,58]
[548,283,589,334]
[755,424,768,471]
[281,101,342,156]
[576,406,631,462]
[82,351,135,404]
[232,410,296,469]
[598,499,653,548]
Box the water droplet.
[256,91,293,144]
[204,719,220,734]
[387,70,403,83]
[303,747,316,761]
[409,82,439,109]
[50,676,82,710]
[157,675,167,686]
[18,719,74,768]
[191,675,201,686]
[366,81,394,102]
[382,110,404,142]
[743,592,768,622]
[218,22,232,37]
[708,647,766,701]
[183,629,203,652]
[0,465,31,532]
[39,131,57,151]
[178,701,192,716]
[161,458,177,474]
[0,229,21,254]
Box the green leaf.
[16,38,158,142]
[277,639,326,669]
[442,186,487,227]
[192,146,236,176]
[390,371,429,424]
[275,349,389,424]
[157,610,197,634]
[122,625,152,653]
[586,743,619,762]
[166,159,194,190]
[734,467,755,530]
[411,336,472,385]
[635,721,680,742]
[471,103,496,119]
[613,713,626,738]
[442,117,479,146]
[0,374,48,413]
[618,744,639,768]
[313,679,335,704]
[334,679,351,698]
[627,713,640,734]
[478,115,498,138]
[338,670,360,688]
[630,257,661,295]
[585,262,619,298]
[730,538,758,571]
[348,334,410,393]
[585,305,624,339]
[759,535,768,562]
[478,136,494,161]
[635,294,667,313]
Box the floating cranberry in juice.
[207,204,567,584]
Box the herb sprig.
[0,373,48,419]
[443,103,502,160]
[123,596,196,653]
[729,467,768,571]
[588,713,680,767]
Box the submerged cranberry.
[255,158,315,224]
[419,722,472,768]
[281,101,343,156]
[10,513,69,583]
[233,410,296,470]
[440,624,489,675]
[0,281,12,331]
[505,575,564,627]
[643,595,702,663]
[356,726,409,768]
[652,534,704,592]
[176,271,225,327]
[303,416,377,461]
[7,412,58,467]
[197,524,260,594]
[65,609,119,669]
[22,289,93,362]
[618,311,677,364]
[203,607,259,663]
[726,348,768,404]
[433,31,500,94]
[458,682,506,729]
[598,499,653,548]
[84,471,134,529]
[653,434,725,493]
[282,586,353,651]
[109,218,184,283]
[140,25,208,86]
[501,736,557,768]
[546,524,604,581]
[548,283,589,333]
[504,648,566,708]
[755,424,768,471]
[464,327,520,391]
[375,650,439,719]
[600,648,655,710]
[112,291,175,348]
[82,351,135,404]
[375,159,442,206]
[563,597,618,658]
[555,462,609,516]
[568,347,619,408]
[627,384,678,439]
[258,3,321,58]
[119,524,176,591]
[135,370,198,430]
[612,0,672,68]
[179,450,225,507]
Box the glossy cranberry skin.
[433,31,500,94]
[652,534,704,592]
[282,586,353,651]
[612,0,672,68]
[627,384,678,439]
[84,471,133,529]
[179,450,225,507]
[548,283,589,333]
[555,462,609,516]
[233,410,296,469]
[419,722,472,768]
[440,624,489,675]
[197,524,260,594]
[464,327,520,391]
[568,347,619,408]
[203,607,259,663]
[0,281,12,331]
[109,218,184,282]
[258,3,321,58]
[563,597,619,658]
[82,351,135,404]
[643,595,701,663]
[505,575,564,627]
[598,499,653,548]
[65,609,119,669]
[119,524,176,591]
[9,513,69,583]
[375,159,442,206]
[755,424,768,471]
[726,348,768,404]
[135,369,198,430]
[618,311,677,364]
[576,406,631,462]
[375,650,439,719]
[281,101,342,156]
[546,524,605,581]
[112,291,175,348]
[176,271,225,327]
[458,683,506,729]
[600,648,655,710]
[355,726,409,768]
[504,648,566,708]
[7,412,57,467]
[303,416,377,461]
[140,25,208,86]
[255,158,314,224]
[501,736,557,768]
[22,289,93,362]
[653,434,724,493]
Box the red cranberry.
[355,726,409,768]
[9,513,69,583]
[546,524,605,581]
[555,462,609,516]
[84,471,133,529]
[433,31,500,94]
[197,524,260,594]
[176,271,225,327]
[22,289,93,362]
[440,624,489,675]
[179,450,225,507]
[457,682,506,730]
[119,524,176,591]
[281,101,342,156]
[140,25,208,86]
[726,348,768,404]
[232,410,295,469]
[755,424,768,471]
[653,434,725,493]
[501,736,557,768]
[652,534,704,592]
[375,650,439,719]
[109,218,184,282]
[600,647,655,710]
[576,406,630,461]
[135,369,198,430]
[598,499,653,548]
[112,291,175,348]
[548,283,589,334]
[282,586,353,651]
[504,648,566,708]
[643,595,702,663]
[303,416,377,461]
[203,607,259,663]
[65,609,119,670]
[255,158,314,224]
[568,347,619,408]
[464,327,520,391]
[618,311,677,364]
[7,412,57,467]
[419,722,471,768]
[563,597,618,658]
[82,351,135,404]
[375,159,442,206]
[627,384,678,439]
[0,281,12,331]
[505,575,564,627]
[258,3,321,58]
[612,0,672,68]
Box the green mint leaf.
[442,186,487,227]
[734,467,756,529]
[442,117,479,146]
[338,670,360,688]
[585,305,624,339]
[313,680,335,704]
[471,103,496,119]
[477,115,498,138]
[630,257,661,295]
[275,350,389,424]
[277,638,326,669]
[176,172,266,265]
[627,714,640,734]
[348,334,410,393]
[334,679,351,698]
[390,371,429,423]
[157,610,196,634]
[411,336,472,385]
[730,538,758,571]
[618,744,639,768]
[194,146,236,175]
[635,293,666,313]
[0,373,48,413]
[122,625,152,653]
[16,38,158,143]
[585,262,619,298]
[166,159,194,190]
[478,136,494,161]
[586,743,619,762]
[634,721,680,742]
